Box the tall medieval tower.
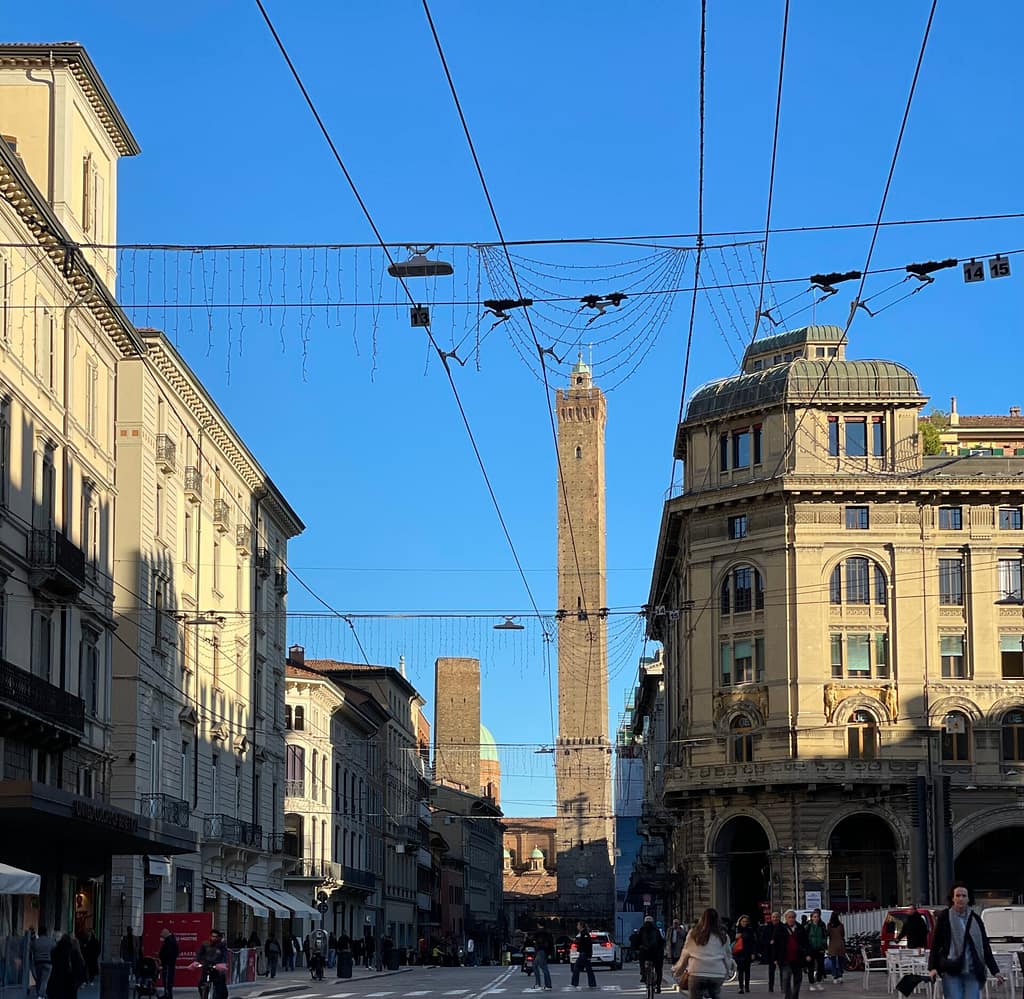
[555,355,614,925]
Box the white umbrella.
[0,862,40,895]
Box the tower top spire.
[570,352,592,388]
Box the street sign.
[963,260,985,283]
[410,305,430,327]
[317,891,329,903]
[989,255,1011,279]
[317,901,329,914]
[805,890,822,910]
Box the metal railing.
[0,658,85,737]
[254,548,271,575]
[29,529,86,595]
[340,865,376,891]
[273,568,288,593]
[203,813,262,848]
[139,792,190,828]
[266,833,297,856]
[213,499,231,532]
[235,524,253,553]
[155,434,176,472]
[287,858,339,880]
[284,779,305,798]
[184,466,202,501]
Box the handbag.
[941,913,971,976]
[733,938,744,955]
[676,971,690,992]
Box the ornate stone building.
[647,325,1024,922]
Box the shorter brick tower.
[433,657,481,792]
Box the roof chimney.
[288,644,304,665]
[949,396,959,427]
[1010,406,1021,418]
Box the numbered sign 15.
[989,255,1011,279]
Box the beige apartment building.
[283,655,385,939]
[647,325,1024,922]
[0,44,197,943]
[110,329,304,939]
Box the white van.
[981,907,1024,949]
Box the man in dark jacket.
[195,930,228,999]
[570,923,597,990]
[759,913,781,992]
[636,917,665,992]
[897,906,930,950]
[158,929,179,999]
[772,910,809,999]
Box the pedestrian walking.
[363,932,375,969]
[804,910,826,991]
[928,883,1004,999]
[48,935,85,999]
[532,937,553,991]
[669,919,687,967]
[732,915,756,994]
[771,911,808,999]
[337,934,353,979]
[899,905,930,950]
[158,928,179,999]
[825,914,845,984]
[81,932,100,986]
[570,921,597,990]
[636,916,666,992]
[672,908,735,999]
[31,926,55,999]
[466,937,476,967]
[758,914,780,994]
[120,929,136,970]
[264,935,281,979]
[281,934,294,972]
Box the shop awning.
[272,887,319,918]
[0,862,40,895]
[207,880,268,917]
[236,884,289,918]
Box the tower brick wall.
[433,656,482,793]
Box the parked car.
[880,907,939,953]
[554,937,572,964]
[571,932,622,971]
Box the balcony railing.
[340,865,376,892]
[140,792,190,828]
[213,499,231,533]
[184,466,202,503]
[155,434,176,473]
[284,779,305,798]
[29,529,86,597]
[273,568,288,593]
[0,658,85,742]
[266,833,297,856]
[236,525,253,555]
[203,813,263,848]
[287,858,339,880]
[254,549,271,575]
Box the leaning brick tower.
[554,354,614,927]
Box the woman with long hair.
[825,913,845,983]
[928,883,1004,999]
[732,916,756,994]
[673,908,735,999]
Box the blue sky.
[8,2,1023,816]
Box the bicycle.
[642,958,657,999]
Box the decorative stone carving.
[823,682,893,723]
[872,509,897,525]
[824,683,841,722]
[883,684,899,723]
[714,686,768,724]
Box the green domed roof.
[530,847,545,859]
[480,724,499,763]
[686,358,924,423]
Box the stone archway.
[827,812,900,909]
[954,808,1024,904]
[712,815,772,924]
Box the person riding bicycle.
[637,916,666,994]
[308,927,329,980]
[193,930,228,999]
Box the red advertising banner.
[143,911,214,988]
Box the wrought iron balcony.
[155,434,176,474]
[273,568,288,593]
[140,792,191,828]
[284,779,305,798]
[287,858,339,880]
[0,658,85,746]
[29,529,86,597]
[254,548,271,575]
[266,833,297,856]
[236,525,253,555]
[213,499,231,533]
[340,865,377,892]
[203,813,263,848]
[184,466,202,503]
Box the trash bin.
[338,952,353,979]
[387,950,400,971]
[100,962,131,999]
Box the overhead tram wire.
[252,0,549,652]
[666,0,707,501]
[421,0,602,731]
[749,0,790,345]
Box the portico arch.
[710,813,773,924]
[823,809,903,908]
[953,806,1024,903]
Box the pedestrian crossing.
[313,988,649,998]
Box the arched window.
[575,446,582,459]
[721,566,764,614]
[942,712,971,762]
[294,705,305,731]
[730,716,754,763]
[848,709,878,760]
[830,557,887,605]
[311,749,318,797]
[1002,710,1024,762]
[321,755,327,804]
[285,704,292,730]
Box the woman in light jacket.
[673,908,735,999]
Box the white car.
[570,932,622,971]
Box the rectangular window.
[847,634,871,677]
[939,506,963,531]
[871,418,885,457]
[999,559,1023,602]
[999,507,1023,531]
[939,558,964,606]
[752,425,763,465]
[286,744,305,791]
[0,252,9,345]
[184,509,193,564]
[941,635,966,679]
[875,633,890,679]
[719,434,729,472]
[847,558,870,604]
[831,634,844,678]
[31,610,52,681]
[0,402,9,508]
[78,629,99,714]
[86,359,98,437]
[151,727,162,792]
[875,564,888,605]
[845,506,869,530]
[754,636,765,682]
[720,643,732,687]
[155,482,163,538]
[734,639,754,684]
[1001,634,1024,680]
[734,568,752,612]
[213,539,221,592]
[181,741,190,801]
[732,431,751,469]
[828,417,839,457]
[211,755,218,812]
[846,419,867,457]
[816,347,826,358]
[728,515,747,540]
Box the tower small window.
[575,446,582,459]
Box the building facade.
[110,329,304,942]
[283,657,384,939]
[554,356,614,926]
[0,44,196,947]
[648,325,1024,922]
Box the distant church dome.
[480,724,499,762]
[531,847,545,859]
[570,352,591,378]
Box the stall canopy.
[235,885,289,918]
[0,862,40,895]
[206,880,268,917]
[270,887,319,918]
